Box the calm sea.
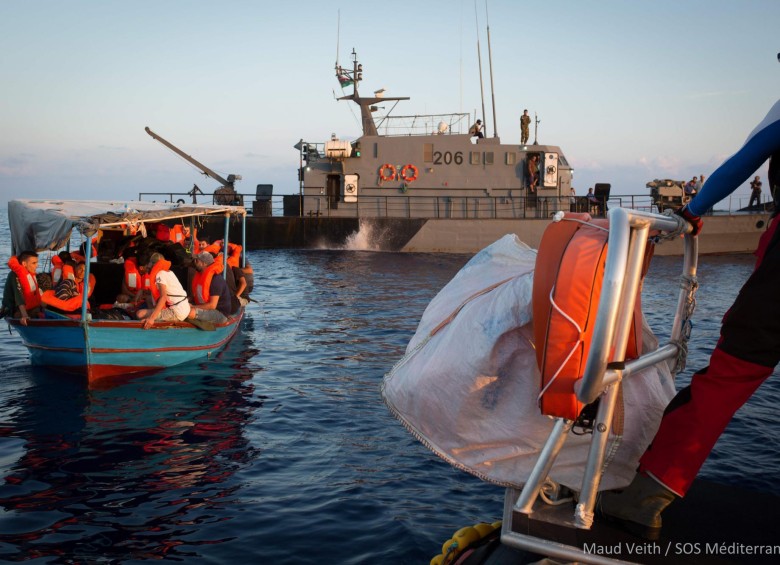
[0,209,778,563]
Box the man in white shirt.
[136,253,191,329]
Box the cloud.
[97,145,130,151]
[637,155,684,174]
[686,89,750,100]
[0,153,35,176]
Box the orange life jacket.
[148,259,172,302]
[225,242,242,268]
[169,224,185,246]
[61,263,75,282]
[77,273,96,298]
[124,257,142,293]
[120,222,139,236]
[202,241,222,255]
[41,290,84,312]
[532,213,650,420]
[51,255,65,285]
[8,256,42,311]
[41,273,95,312]
[192,262,221,305]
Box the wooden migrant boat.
[5,199,247,384]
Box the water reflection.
[0,327,261,561]
[0,242,778,563]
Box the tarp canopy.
[8,199,246,254]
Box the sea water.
[0,211,778,563]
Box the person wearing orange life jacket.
[2,250,42,326]
[169,224,186,247]
[54,262,92,301]
[200,239,242,268]
[187,252,232,324]
[201,239,222,255]
[116,256,146,304]
[43,261,96,313]
[196,238,210,255]
[50,251,73,285]
[135,253,191,329]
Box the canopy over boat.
[8,199,246,255]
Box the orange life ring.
[400,164,418,182]
[532,213,650,420]
[379,164,396,182]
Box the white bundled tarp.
[382,234,676,491]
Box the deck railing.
[137,191,772,219]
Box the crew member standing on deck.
[749,175,763,208]
[469,119,484,139]
[601,93,780,539]
[520,109,531,145]
[527,154,539,193]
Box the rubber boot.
[598,473,676,540]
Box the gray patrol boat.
[181,50,768,255]
[286,50,576,252]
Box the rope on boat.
[672,273,699,374]
[554,212,610,233]
[656,208,688,240]
[538,478,575,506]
[537,284,583,403]
[575,501,595,529]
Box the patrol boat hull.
[201,212,771,255]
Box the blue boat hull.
[10,310,243,383]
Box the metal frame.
[502,208,698,563]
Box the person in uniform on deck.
[520,109,531,145]
[749,175,763,209]
[600,96,780,539]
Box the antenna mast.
[534,112,540,145]
[335,9,340,67]
[486,1,498,138]
[474,1,487,136]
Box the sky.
[1,0,779,209]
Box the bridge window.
[470,151,481,165]
[505,152,516,165]
[424,143,433,162]
[484,152,494,165]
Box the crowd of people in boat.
[1,223,253,328]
